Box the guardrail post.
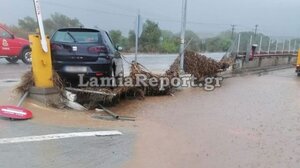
[275,56,279,66]
[258,57,262,67]
[288,56,292,64]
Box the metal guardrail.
[232,52,297,72]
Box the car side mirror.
[10,34,15,39]
[116,45,123,51]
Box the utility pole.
[237,33,241,54]
[231,25,236,40]
[254,24,258,42]
[135,11,141,62]
[179,0,187,74]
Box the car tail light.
[51,44,63,51]
[95,72,104,77]
[88,46,108,54]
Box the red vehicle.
[0,24,31,64]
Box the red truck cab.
[0,24,31,64]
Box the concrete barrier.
[233,54,297,72]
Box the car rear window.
[52,30,101,43]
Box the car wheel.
[118,70,124,78]
[21,48,31,64]
[110,69,117,87]
[5,57,19,64]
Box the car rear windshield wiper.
[67,31,77,43]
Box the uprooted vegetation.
[15,51,229,109]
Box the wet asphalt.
[0,62,134,168]
[0,61,299,168]
[0,121,134,168]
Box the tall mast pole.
[135,11,141,62]
[179,0,187,74]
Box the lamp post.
[135,11,141,62]
[179,0,187,74]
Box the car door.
[102,31,124,77]
[0,27,20,56]
[0,27,10,55]
[0,36,3,55]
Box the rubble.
[166,51,229,80]
[130,62,174,96]
[15,51,228,109]
[15,71,34,95]
[15,70,64,95]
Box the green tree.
[205,36,232,52]
[109,30,129,51]
[127,30,136,51]
[17,13,82,37]
[9,25,28,39]
[203,31,236,52]
[140,20,161,52]
[160,30,179,53]
[18,16,37,33]
[109,30,122,45]
[44,13,82,35]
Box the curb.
[222,65,294,79]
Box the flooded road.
[117,68,300,168]
[0,62,299,167]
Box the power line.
[42,1,135,18]
[42,0,241,28]
[36,0,300,39]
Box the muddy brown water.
[0,68,300,168]
[0,87,135,129]
[122,69,300,168]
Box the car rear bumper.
[53,61,113,79]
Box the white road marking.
[0,79,20,87]
[0,131,122,144]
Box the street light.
[179,0,187,74]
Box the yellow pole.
[297,49,300,66]
[29,34,54,88]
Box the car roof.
[56,27,104,33]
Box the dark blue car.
[50,28,124,85]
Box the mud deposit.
[0,68,299,168]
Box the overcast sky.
[0,0,299,38]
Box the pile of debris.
[15,51,229,109]
[15,70,64,95]
[69,62,175,109]
[130,62,174,96]
[166,51,229,80]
